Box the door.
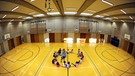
[49,33,55,42]
[8,39,15,50]
[128,42,134,54]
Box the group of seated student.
[52,48,84,68]
[63,61,71,68]
[71,49,84,67]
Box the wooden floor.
[0,43,135,76]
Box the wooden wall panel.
[14,36,22,47]
[79,23,88,33]
[8,39,15,50]
[38,24,46,34]
[49,33,55,43]
[30,24,37,34]
[96,34,100,43]
[128,42,134,54]
[91,34,96,38]
[61,33,68,42]
[34,34,39,42]
[86,33,91,43]
[74,33,80,43]
[55,33,62,42]
[39,34,44,42]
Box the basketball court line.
[95,44,135,75]
[38,44,68,76]
[34,45,55,76]
[81,46,102,76]
[0,45,40,75]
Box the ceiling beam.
[1,0,48,16]
[52,0,64,15]
[104,13,135,18]
[0,11,33,17]
[76,0,96,15]
[93,2,135,16]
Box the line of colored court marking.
[81,46,102,76]
[34,46,55,76]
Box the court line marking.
[95,44,135,74]
[94,44,117,76]
[75,44,98,76]
[34,45,55,76]
[0,47,38,74]
[38,44,67,76]
[81,46,102,76]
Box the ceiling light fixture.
[2,15,7,18]
[121,20,125,22]
[113,17,118,19]
[18,16,22,18]
[102,0,113,6]
[129,16,133,20]
[45,0,53,12]
[120,9,127,14]
[80,13,93,16]
[11,6,19,11]
[47,12,60,15]
[30,0,35,2]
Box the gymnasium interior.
[0,0,135,76]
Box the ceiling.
[0,0,135,23]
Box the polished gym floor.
[0,43,135,76]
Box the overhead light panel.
[64,12,77,15]
[113,17,118,19]
[121,20,125,22]
[30,0,35,2]
[102,0,113,6]
[33,14,45,17]
[120,9,127,14]
[11,6,19,11]
[129,16,133,20]
[10,19,14,22]
[94,15,104,18]
[104,17,112,20]
[47,12,60,15]
[2,15,7,18]
[80,13,93,16]
[23,16,33,20]
[18,16,22,18]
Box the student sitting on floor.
[57,48,61,55]
[56,62,60,67]
[52,58,57,64]
[67,62,71,68]
[72,61,79,67]
[77,49,81,57]
[61,49,67,62]
[63,61,67,68]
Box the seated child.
[67,62,71,68]
[56,62,60,67]
[63,61,67,68]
